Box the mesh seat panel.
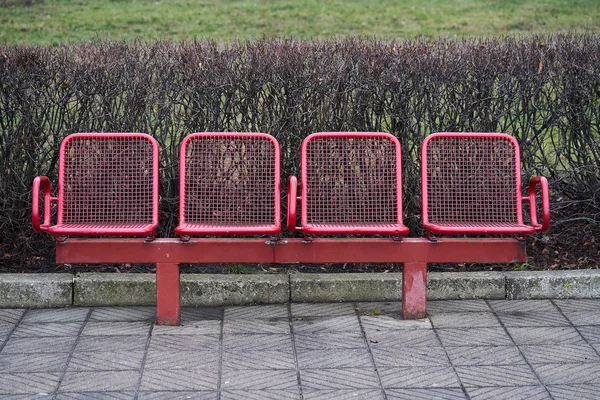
[422,133,528,234]
[301,132,409,235]
[57,133,159,236]
[176,133,281,235]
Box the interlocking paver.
[144,350,219,371]
[378,366,461,389]
[67,351,145,371]
[506,326,586,345]
[75,335,148,352]
[293,316,360,334]
[303,389,384,400]
[532,363,600,385]
[294,333,365,350]
[59,371,140,392]
[297,349,372,369]
[138,392,216,400]
[225,305,289,320]
[366,328,441,348]
[56,392,135,399]
[222,350,295,370]
[22,308,89,323]
[223,318,290,334]
[445,345,526,366]
[553,299,600,313]
[2,336,77,353]
[547,384,600,400]
[519,344,600,364]
[578,326,600,343]
[89,307,156,322]
[455,365,539,387]
[427,300,490,314]
[355,302,402,317]
[300,368,380,390]
[181,307,223,321]
[147,335,219,352]
[140,369,218,391]
[12,322,83,337]
[0,310,25,324]
[292,302,357,317]
[436,328,513,346]
[0,372,61,394]
[385,388,467,400]
[360,315,432,331]
[465,386,551,400]
[371,346,450,367]
[152,320,220,335]
[0,323,14,337]
[488,300,557,314]
[82,321,151,336]
[221,369,298,390]
[430,312,501,329]
[223,334,293,351]
[221,389,301,399]
[496,311,571,327]
[562,311,600,326]
[0,353,69,373]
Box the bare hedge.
[1,35,599,267]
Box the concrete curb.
[0,270,598,308]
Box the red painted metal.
[297,132,410,235]
[402,262,427,319]
[175,133,281,236]
[156,263,180,325]
[421,132,549,235]
[32,176,57,232]
[32,133,160,237]
[526,176,550,231]
[287,176,298,232]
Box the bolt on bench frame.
[35,132,548,325]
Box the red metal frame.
[175,132,281,236]
[421,132,550,235]
[293,132,409,235]
[32,133,160,237]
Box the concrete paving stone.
[294,333,365,350]
[144,351,219,371]
[222,350,295,370]
[292,302,358,317]
[303,389,384,400]
[299,368,380,390]
[2,336,77,354]
[455,365,539,387]
[224,305,289,320]
[562,311,600,326]
[427,300,491,315]
[152,320,221,335]
[465,386,550,400]
[593,343,600,353]
[378,366,461,389]
[82,321,151,336]
[12,322,83,338]
[371,346,450,367]
[488,300,557,314]
[67,351,145,371]
[532,363,600,385]
[496,311,571,327]
[436,328,513,347]
[75,335,148,352]
[355,302,402,317]
[0,353,69,373]
[0,372,61,394]
[221,389,300,400]
[140,369,218,391]
[547,384,600,400]
[519,344,600,364]
[430,312,501,329]
[293,316,361,334]
[0,309,25,324]
[138,392,216,400]
[148,335,219,352]
[0,323,15,337]
[59,371,140,392]
[88,307,156,322]
[221,369,298,390]
[0,395,53,400]
[578,326,600,343]
[365,329,442,349]
[444,346,527,366]
[223,334,292,352]
[297,349,372,369]
[181,307,223,321]
[506,326,586,345]
[553,299,600,313]
[223,318,290,334]
[22,308,89,323]
[385,388,467,400]
[55,392,135,399]
[360,315,432,331]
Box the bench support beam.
[402,262,427,319]
[156,263,180,325]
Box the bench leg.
[402,262,427,319]
[156,262,180,326]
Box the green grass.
[2,0,600,45]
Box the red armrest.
[32,176,56,232]
[287,176,298,232]
[527,176,550,232]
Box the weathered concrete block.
[74,273,156,306]
[427,271,505,300]
[181,274,289,306]
[290,273,403,302]
[0,273,72,308]
[505,270,600,299]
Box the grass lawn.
[1,0,600,45]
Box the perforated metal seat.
[421,132,550,235]
[32,133,160,237]
[175,133,281,236]
[288,132,410,236]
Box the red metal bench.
[35,131,548,325]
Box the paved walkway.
[0,299,599,399]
